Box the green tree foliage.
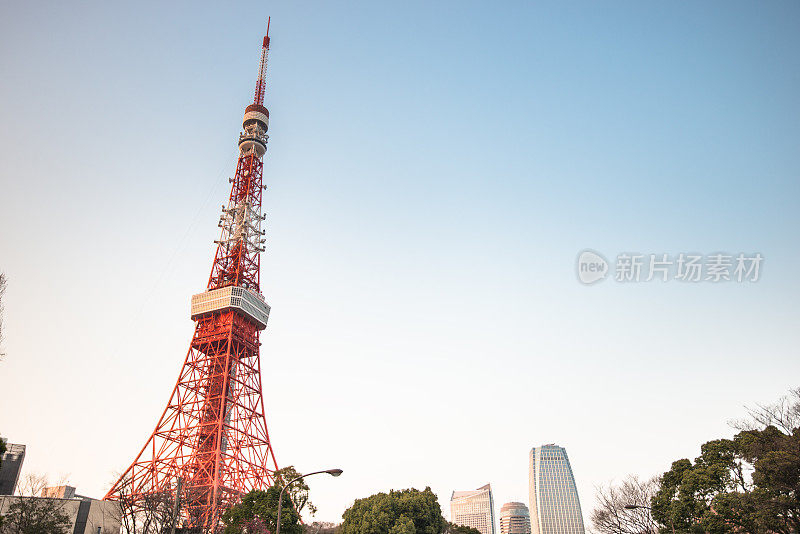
[340,487,446,534]
[274,466,317,516]
[652,439,739,533]
[652,424,800,533]
[221,485,302,534]
[0,497,72,534]
[220,465,321,534]
[719,426,800,533]
[443,522,481,534]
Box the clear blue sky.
[1,0,798,525]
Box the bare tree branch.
[110,472,210,533]
[730,387,800,434]
[591,475,659,534]
[3,471,73,534]
[17,472,49,497]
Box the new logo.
[577,250,609,285]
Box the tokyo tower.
[106,21,279,530]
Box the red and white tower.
[106,21,279,530]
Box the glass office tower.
[451,484,496,534]
[528,444,585,534]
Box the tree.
[443,522,481,534]
[15,474,49,498]
[1,473,72,534]
[714,425,800,534]
[340,487,446,534]
[733,387,800,435]
[221,465,320,534]
[221,485,301,534]
[591,475,659,534]
[651,437,743,533]
[0,498,72,534]
[112,473,179,534]
[652,399,800,533]
[273,466,317,516]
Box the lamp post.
[623,504,674,534]
[275,469,343,534]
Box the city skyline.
[1,0,799,526]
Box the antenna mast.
[254,17,270,105]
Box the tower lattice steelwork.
[105,21,279,530]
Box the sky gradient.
[1,0,799,526]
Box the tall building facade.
[528,444,585,534]
[499,502,532,534]
[0,441,25,495]
[451,484,496,534]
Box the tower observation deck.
[105,20,280,530]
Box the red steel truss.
[105,21,278,531]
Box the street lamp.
[623,504,674,534]
[275,469,343,534]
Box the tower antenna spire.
[254,17,271,105]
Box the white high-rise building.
[451,484,496,534]
[528,445,585,534]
